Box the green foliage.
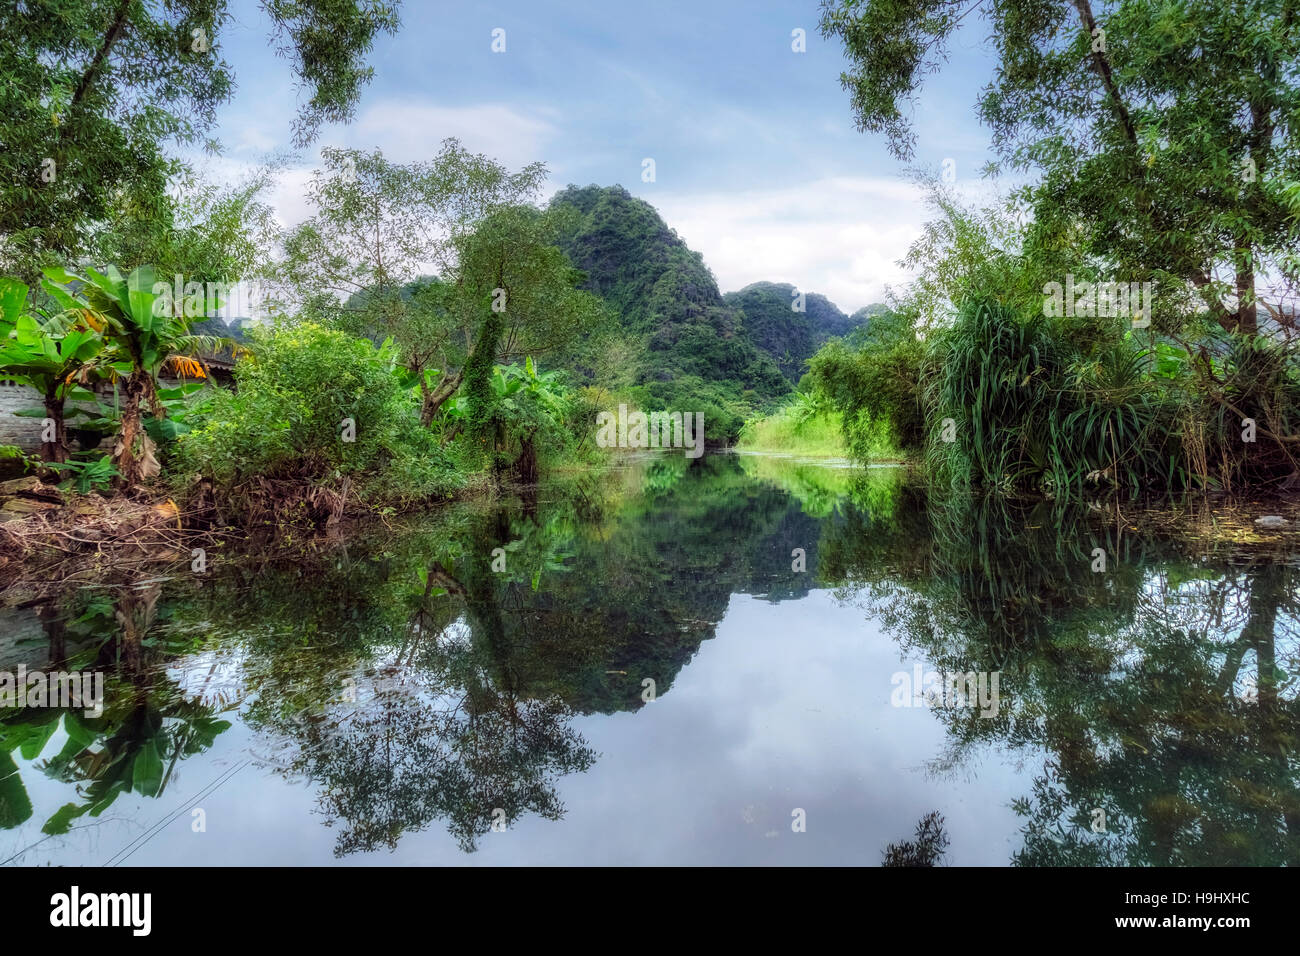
[736,398,854,458]
[98,166,281,288]
[493,359,569,440]
[283,147,606,426]
[550,185,790,409]
[455,203,613,369]
[820,0,1300,337]
[176,322,461,505]
[463,310,505,465]
[923,299,1188,493]
[0,0,401,280]
[806,305,926,461]
[625,375,746,444]
[46,454,118,492]
[897,181,1057,334]
[43,264,230,380]
[724,282,861,382]
[809,167,1300,492]
[0,279,102,383]
[42,262,237,484]
[0,275,105,460]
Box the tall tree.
[0,0,400,279]
[820,0,1300,335]
[278,144,547,422]
[278,145,606,425]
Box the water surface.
[2,453,1297,865]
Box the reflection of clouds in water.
[19,457,1298,865]
[167,650,248,707]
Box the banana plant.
[42,265,235,487]
[0,277,104,463]
[491,358,570,482]
[494,357,568,427]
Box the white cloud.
[347,101,558,173]
[649,177,933,314]
[264,166,316,229]
[192,99,562,230]
[194,117,1000,317]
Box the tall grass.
[737,394,903,458]
[923,300,1189,494]
[737,404,847,456]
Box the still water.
[2,453,1297,865]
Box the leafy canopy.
[0,0,401,277]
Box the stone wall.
[0,379,41,451]
[0,378,120,452]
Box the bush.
[176,322,462,509]
[627,375,750,444]
[922,299,1186,493]
[805,306,925,461]
[735,396,859,457]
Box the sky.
[205,0,1002,316]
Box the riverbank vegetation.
[787,182,1300,495]
[791,0,1300,496]
[736,397,850,458]
[0,143,614,542]
[5,0,1300,576]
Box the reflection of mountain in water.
[468,454,836,716]
[6,453,1297,864]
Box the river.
[2,452,1297,865]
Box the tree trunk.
[1236,246,1258,335]
[419,369,464,426]
[113,370,159,488]
[513,432,539,484]
[40,386,67,464]
[465,311,505,463]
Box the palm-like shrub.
[0,277,104,463]
[42,265,232,486]
[924,299,1187,493]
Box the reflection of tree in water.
[1010,558,1300,866]
[220,455,834,855]
[191,540,598,856]
[1,579,230,843]
[9,460,1296,865]
[882,811,949,867]
[285,641,597,856]
[823,488,1300,866]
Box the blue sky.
[207,0,1001,313]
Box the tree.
[278,146,609,430]
[277,144,549,424]
[44,264,231,487]
[882,811,950,866]
[95,164,281,293]
[452,204,611,463]
[0,0,401,279]
[819,0,1300,336]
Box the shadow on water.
[2,452,1297,863]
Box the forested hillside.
[724,282,861,382]
[549,185,790,437]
